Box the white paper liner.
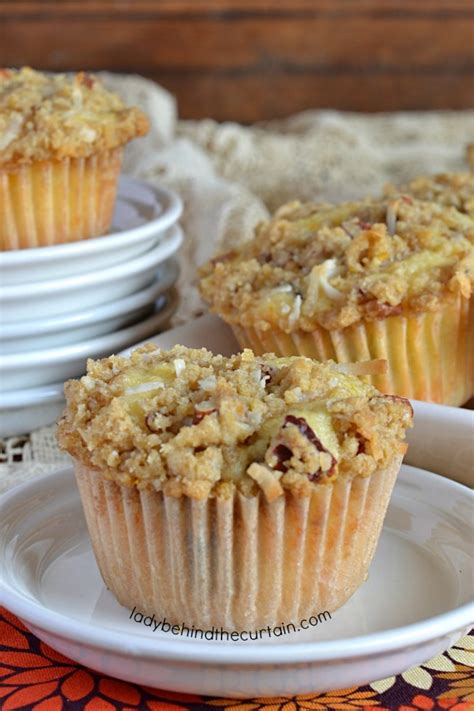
[0,148,122,250]
[231,294,474,406]
[75,455,402,631]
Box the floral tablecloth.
[0,607,472,710]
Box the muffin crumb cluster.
[199,187,474,333]
[58,345,412,500]
[385,172,474,217]
[0,67,149,166]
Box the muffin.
[58,344,412,630]
[385,172,474,217]
[0,67,149,250]
[200,197,474,406]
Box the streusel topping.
[0,67,149,166]
[385,172,474,217]
[58,345,412,500]
[199,197,474,332]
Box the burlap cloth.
[1,73,473,493]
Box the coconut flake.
[321,279,344,301]
[173,358,186,376]
[81,375,96,391]
[125,381,165,395]
[247,462,283,501]
[80,126,97,143]
[308,259,345,304]
[199,374,217,391]
[140,350,162,362]
[0,113,24,151]
[195,399,215,411]
[386,200,399,236]
[288,294,302,326]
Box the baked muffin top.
[199,197,474,332]
[58,345,412,501]
[0,67,149,167]
[385,172,474,217]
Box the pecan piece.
[272,415,337,481]
[283,415,337,479]
[272,443,293,472]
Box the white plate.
[0,382,66,438]
[125,314,474,488]
[0,290,178,392]
[0,177,182,285]
[0,465,472,697]
[0,225,182,323]
[404,400,474,489]
[1,260,179,354]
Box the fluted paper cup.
[74,455,402,631]
[231,295,473,407]
[0,148,122,250]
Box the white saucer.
[0,225,183,323]
[0,382,66,438]
[1,260,179,354]
[0,289,178,393]
[0,465,472,697]
[0,177,182,285]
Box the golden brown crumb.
[57,345,412,500]
[0,67,149,167]
[385,172,474,217]
[199,197,474,332]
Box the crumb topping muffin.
[0,67,149,167]
[199,197,474,333]
[58,345,412,501]
[385,172,474,217]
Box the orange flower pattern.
[0,607,472,711]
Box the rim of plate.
[0,381,66,407]
[0,177,182,266]
[0,289,179,369]
[0,225,182,300]
[2,260,179,339]
[0,466,472,665]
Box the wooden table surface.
[1,0,473,122]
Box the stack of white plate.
[0,176,183,437]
